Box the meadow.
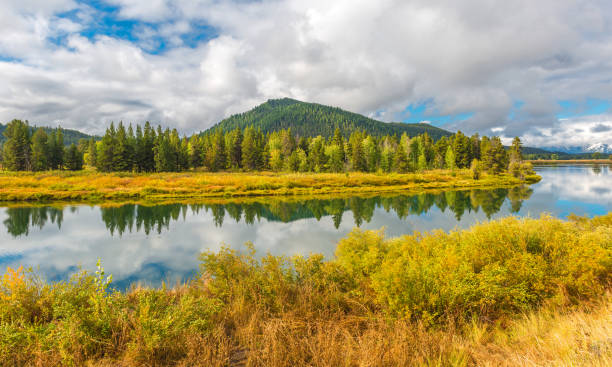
[0,169,540,204]
[1,213,610,366]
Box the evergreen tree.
[208,130,226,171]
[154,128,177,172]
[325,144,344,172]
[188,135,204,169]
[51,127,64,169]
[363,135,379,172]
[483,137,508,173]
[394,142,409,173]
[241,127,262,170]
[64,143,83,171]
[453,131,471,168]
[30,128,49,171]
[113,122,131,171]
[509,136,523,163]
[349,131,366,171]
[2,119,31,171]
[97,124,116,172]
[226,128,243,169]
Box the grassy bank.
[529,159,612,164]
[0,170,540,203]
[1,214,610,366]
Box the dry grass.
[0,169,539,203]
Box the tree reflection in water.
[2,187,533,237]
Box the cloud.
[519,115,612,147]
[591,123,612,132]
[0,0,611,142]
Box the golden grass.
[0,169,539,204]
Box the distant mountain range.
[539,143,612,154]
[206,98,453,140]
[0,122,95,146]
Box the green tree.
[325,144,344,172]
[226,128,243,169]
[2,119,31,171]
[509,136,523,163]
[394,142,409,173]
[483,137,508,174]
[30,128,50,171]
[445,146,456,171]
[50,127,64,170]
[64,143,83,171]
[241,127,263,170]
[85,138,97,167]
[349,131,367,171]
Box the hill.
[0,122,96,146]
[206,98,453,140]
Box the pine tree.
[154,128,177,172]
[226,128,243,169]
[332,127,345,162]
[349,131,366,171]
[394,142,409,173]
[325,144,344,172]
[241,127,262,171]
[30,128,49,171]
[65,143,83,171]
[188,135,204,169]
[97,124,116,172]
[509,136,523,163]
[2,119,31,171]
[113,122,131,171]
[208,130,226,172]
[52,127,64,170]
[483,137,508,174]
[363,135,379,172]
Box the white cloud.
[0,0,611,143]
[520,115,612,147]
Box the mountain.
[0,122,96,146]
[539,143,612,154]
[206,98,453,140]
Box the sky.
[1,0,612,148]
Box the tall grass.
[0,213,609,366]
[0,170,540,203]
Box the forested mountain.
[206,98,453,140]
[0,122,96,146]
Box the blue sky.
[0,0,611,147]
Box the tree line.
[1,118,530,177]
[4,186,532,237]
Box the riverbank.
[1,214,610,366]
[0,170,540,203]
[529,159,612,164]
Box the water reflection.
[1,164,609,288]
[3,186,533,238]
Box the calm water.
[1,164,610,288]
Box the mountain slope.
[207,98,453,140]
[0,122,96,146]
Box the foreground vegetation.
[1,214,610,366]
[0,169,539,203]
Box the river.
[1,164,610,289]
